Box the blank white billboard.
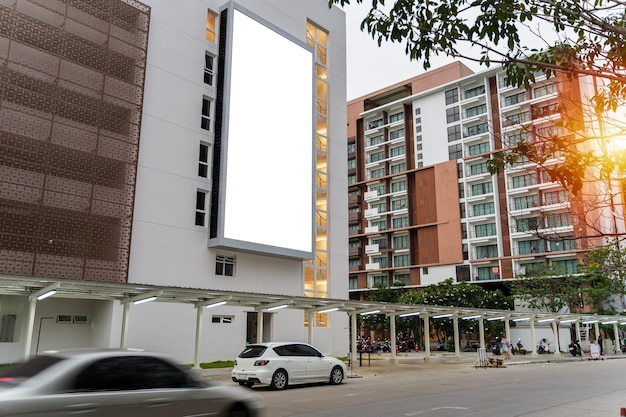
[209,4,314,259]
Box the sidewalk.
[195,350,626,384]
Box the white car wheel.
[270,369,288,390]
[329,366,344,385]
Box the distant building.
[347,63,625,299]
[0,0,348,363]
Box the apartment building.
[0,0,348,363]
[347,63,623,299]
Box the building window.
[394,254,410,267]
[476,244,498,258]
[464,85,485,99]
[546,212,572,228]
[392,199,407,210]
[468,142,490,156]
[370,184,385,194]
[371,238,387,249]
[475,223,497,237]
[460,202,466,218]
[477,266,498,280]
[347,159,356,169]
[370,150,385,162]
[471,181,493,196]
[370,168,385,179]
[198,142,209,177]
[466,103,487,118]
[446,107,460,123]
[389,129,405,140]
[393,235,408,248]
[394,273,410,285]
[390,163,406,174]
[372,256,387,268]
[371,220,387,231]
[504,91,527,107]
[349,277,358,289]
[370,135,384,146]
[543,190,569,205]
[389,112,404,122]
[415,108,421,115]
[392,217,408,228]
[206,10,217,42]
[447,125,461,142]
[373,275,388,286]
[204,53,214,85]
[212,315,234,324]
[472,202,495,216]
[448,143,463,160]
[551,259,578,274]
[516,217,539,232]
[513,194,539,210]
[511,173,536,188]
[391,180,406,192]
[390,145,405,157]
[422,267,429,275]
[445,88,459,105]
[348,175,357,184]
[216,254,235,276]
[195,190,207,226]
[470,162,488,176]
[519,240,543,255]
[1,314,16,342]
[550,238,576,251]
[201,97,211,130]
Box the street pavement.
[196,349,626,384]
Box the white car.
[231,342,346,390]
[0,349,262,417]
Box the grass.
[182,360,235,369]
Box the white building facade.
[0,0,348,363]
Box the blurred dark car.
[0,349,262,417]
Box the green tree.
[579,242,626,313]
[330,0,626,203]
[399,278,513,350]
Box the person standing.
[501,334,512,359]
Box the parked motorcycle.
[537,338,552,354]
[513,339,526,355]
[569,340,582,356]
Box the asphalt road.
[245,360,626,417]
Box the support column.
[478,318,485,349]
[551,321,561,356]
[453,316,460,360]
[350,313,357,371]
[307,311,314,345]
[22,298,37,361]
[530,319,537,357]
[614,322,620,355]
[193,306,203,369]
[504,320,511,346]
[120,302,130,349]
[594,322,600,342]
[257,310,264,343]
[390,315,397,363]
[423,314,431,361]
[575,320,581,346]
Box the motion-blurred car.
[0,349,262,417]
[231,342,346,390]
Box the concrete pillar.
[350,313,357,369]
[193,306,203,369]
[257,310,264,343]
[594,322,600,342]
[22,298,37,360]
[575,321,581,348]
[390,315,397,363]
[423,314,431,361]
[552,321,561,356]
[504,320,511,345]
[453,316,460,359]
[307,311,314,345]
[613,322,620,354]
[120,302,130,349]
[530,319,537,357]
[478,318,485,349]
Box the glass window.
[477,266,498,280]
[513,195,539,210]
[471,181,492,196]
[394,273,410,285]
[518,240,543,255]
[390,145,405,157]
[390,163,405,174]
[468,142,490,156]
[464,85,485,99]
[511,173,536,188]
[546,213,572,228]
[370,168,385,179]
[370,135,383,146]
[516,217,539,232]
[198,143,209,177]
[472,202,495,216]
[449,143,462,160]
[550,239,576,251]
[206,10,217,42]
[393,235,408,248]
[466,103,487,118]
[370,150,385,162]
[371,220,386,231]
[389,112,404,123]
[476,244,498,258]
[445,88,459,105]
[447,125,461,142]
[372,256,387,268]
[215,254,235,276]
[373,275,388,286]
[392,199,407,210]
[394,254,410,267]
[475,223,496,237]
[504,91,527,106]
[544,190,569,205]
[201,97,211,130]
[391,180,406,192]
[349,277,358,289]
[204,53,214,85]
[392,217,408,228]
[389,129,405,140]
[552,259,578,274]
[465,122,489,137]
[446,107,460,123]
[195,190,207,226]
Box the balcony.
[364,190,379,201]
[365,244,380,255]
[364,208,380,218]
[365,262,380,270]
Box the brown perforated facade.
[0,0,150,283]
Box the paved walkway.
[195,350,626,384]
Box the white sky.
[344,3,478,100]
